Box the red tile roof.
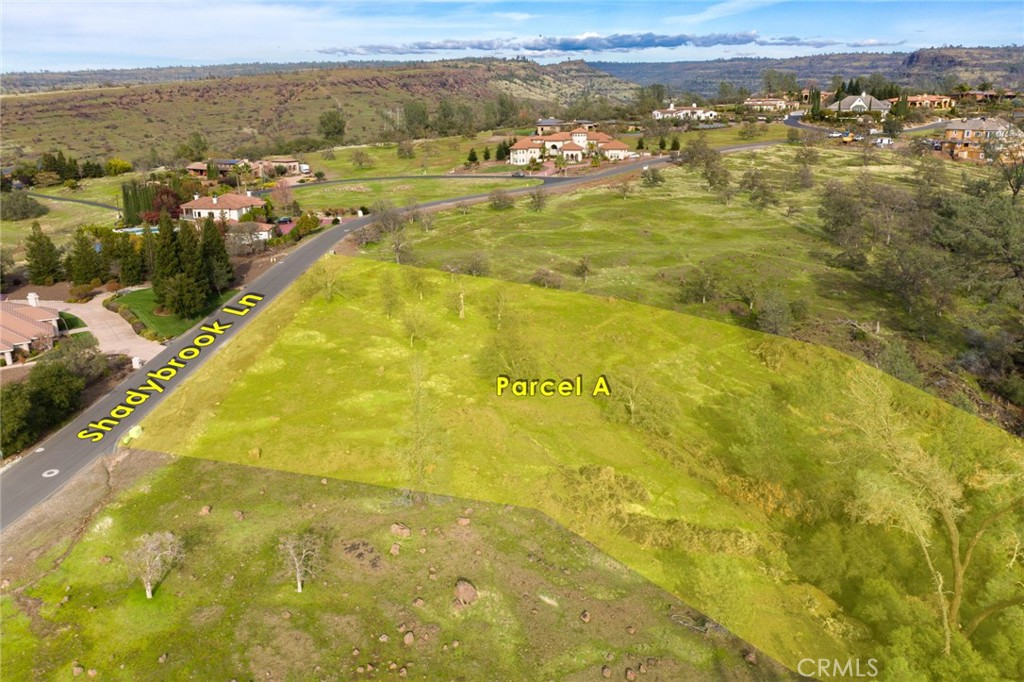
[510,139,544,150]
[599,140,629,150]
[561,142,585,151]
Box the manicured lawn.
[59,311,88,330]
[136,256,1023,675]
[33,173,141,206]
[117,288,236,338]
[0,199,117,257]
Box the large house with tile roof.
[942,118,1023,161]
[0,299,63,365]
[827,92,891,116]
[509,128,636,166]
[651,102,718,122]
[180,192,266,222]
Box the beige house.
[942,118,1022,161]
[652,102,718,122]
[180,192,266,222]
[0,299,63,365]
[742,97,795,112]
[509,129,635,166]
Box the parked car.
[827,131,844,138]
[874,137,894,147]
[853,135,865,142]
[511,170,525,177]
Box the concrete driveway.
[16,295,165,361]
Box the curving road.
[0,146,778,531]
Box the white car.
[827,131,844,138]
[874,137,894,147]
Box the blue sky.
[1,1,1021,72]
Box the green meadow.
[134,256,1024,679]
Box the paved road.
[0,148,776,532]
[25,191,118,211]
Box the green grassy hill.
[133,256,1024,680]
[3,456,801,681]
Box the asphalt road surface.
[1,149,774,531]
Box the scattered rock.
[352,648,360,657]
[99,556,111,565]
[199,505,211,516]
[451,640,459,649]
[429,573,438,581]
[389,663,398,670]
[403,631,415,646]
[248,447,260,460]
[366,663,375,672]
[157,653,167,663]
[390,543,400,557]
[320,478,327,485]
[87,670,98,678]
[282,611,290,620]
[379,634,390,643]
[601,665,612,678]
[397,623,406,633]
[390,523,411,538]
[233,510,245,521]
[744,651,757,666]
[646,658,657,666]
[638,663,647,674]
[605,653,614,661]
[626,625,636,635]
[625,668,637,681]
[456,517,471,526]
[412,597,425,607]
[398,668,407,678]
[464,507,473,515]
[356,666,365,673]
[0,579,9,589]
[60,595,70,605]
[454,579,478,606]
[474,549,482,555]
[417,548,426,554]
[73,667,84,677]
[580,610,591,623]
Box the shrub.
[0,191,48,220]
[640,168,665,187]
[530,268,563,289]
[489,189,514,210]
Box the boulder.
[390,543,400,557]
[454,578,478,605]
[403,631,415,646]
[390,523,411,538]
[199,505,211,516]
[580,610,591,623]
[456,517,471,526]
[744,652,757,666]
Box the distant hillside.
[0,59,637,165]
[591,47,1024,95]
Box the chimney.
[193,193,200,201]
[692,103,697,108]
[668,102,675,110]
[212,195,218,205]
[27,292,39,307]
[246,190,253,197]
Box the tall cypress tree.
[176,220,210,304]
[200,216,233,295]
[152,211,180,306]
[65,229,104,285]
[24,221,63,285]
[140,224,156,281]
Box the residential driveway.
[17,296,165,361]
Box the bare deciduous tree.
[124,532,184,599]
[278,532,323,593]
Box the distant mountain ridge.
[590,47,1024,96]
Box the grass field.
[117,288,236,338]
[293,177,543,211]
[0,197,117,257]
[132,256,1024,678]
[1,456,800,681]
[59,311,87,330]
[31,173,138,207]
[619,123,791,150]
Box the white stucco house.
[652,102,718,122]
[180,192,267,222]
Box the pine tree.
[467,148,478,164]
[176,221,210,305]
[65,229,104,285]
[24,222,63,285]
[119,237,145,286]
[483,146,491,161]
[636,137,645,150]
[152,211,180,306]
[810,89,822,119]
[495,141,507,161]
[670,136,680,151]
[163,273,207,318]
[200,216,233,294]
